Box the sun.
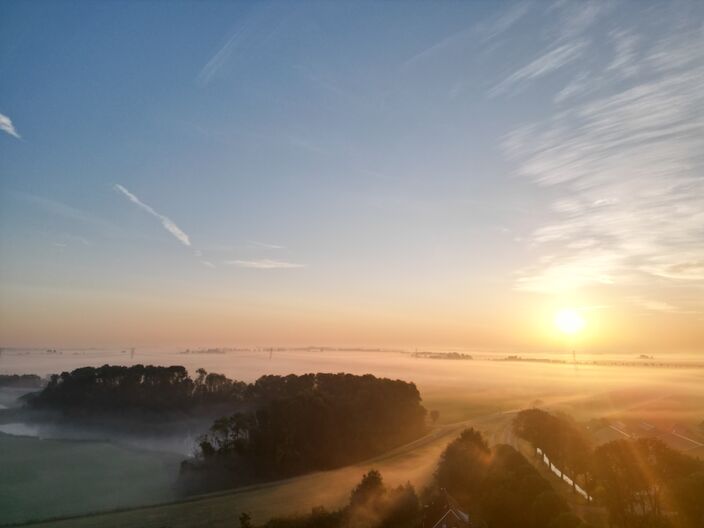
[554,308,586,335]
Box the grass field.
[0,434,181,526]
[6,412,512,528]
[4,356,702,528]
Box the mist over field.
[1,348,703,526]
[3,347,703,421]
[2,0,704,526]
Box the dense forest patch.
[23,366,428,490]
[24,365,246,413]
[181,373,428,488]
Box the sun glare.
[554,309,586,335]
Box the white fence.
[536,447,593,501]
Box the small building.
[430,490,473,528]
[431,508,470,528]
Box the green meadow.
[0,434,181,526]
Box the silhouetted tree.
[434,429,576,528]
[26,365,247,413]
[239,512,252,528]
[430,410,440,424]
[189,373,427,482]
[548,512,591,528]
[532,491,569,527]
[593,437,702,528]
[513,408,593,494]
[0,374,43,389]
[350,470,386,508]
[263,472,419,528]
[435,427,491,504]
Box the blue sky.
[1,1,703,350]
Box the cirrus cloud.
[0,112,20,139]
[502,5,704,315]
[225,259,304,270]
[113,184,191,247]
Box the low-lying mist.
[1,348,702,525]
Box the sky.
[1,0,703,352]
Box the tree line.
[0,374,43,389]
[254,470,419,528]
[429,428,588,528]
[513,408,704,528]
[258,427,588,528]
[513,408,593,496]
[259,416,703,528]
[24,365,247,412]
[24,366,429,489]
[181,373,428,488]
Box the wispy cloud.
[0,112,20,139]
[551,0,609,40]
[641,299,680,313]
[12,191,122,235]
[113,184,191,247]
[52,234,90,248]
[491,40,588,96]
[554,70,591,104]
[606,29,640,77]
[477,1,532,42]
[402,27,474,69]
[225,259,304,270]
[193,249,216,268]
[488,1,612,98]
[405,2,532,69]
[198,28,246,86]
[249,240,284,250]
[504,14,704,313]
[197,6,284,86]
